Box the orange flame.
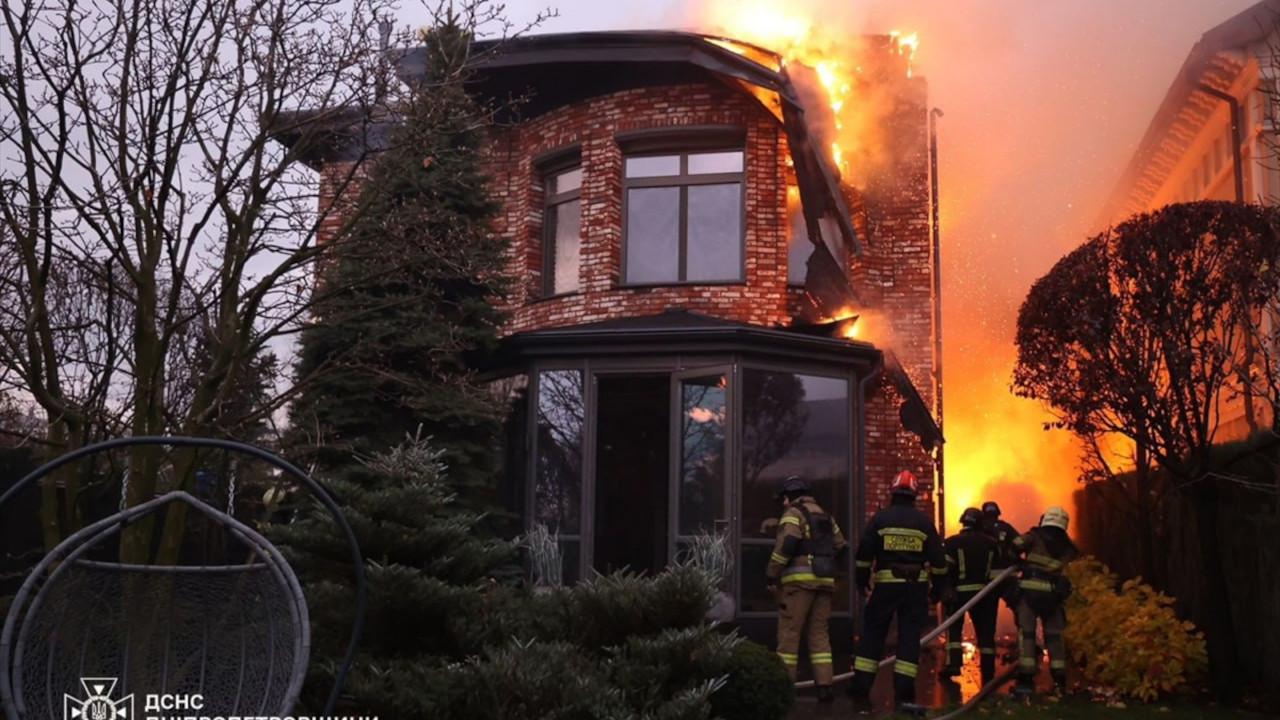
[696,1,916,180]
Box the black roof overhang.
[482,320,881,376]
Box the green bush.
[707,639,793,720]
[1063,557,1208,702]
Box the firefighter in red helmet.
[848,470,948,712]
[765,475,848,702]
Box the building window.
[786,186,810,286]
[623,148,745,284]
[544,166,582,297]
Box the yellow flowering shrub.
[1063,558,1207,702]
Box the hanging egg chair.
[0,437,366,720]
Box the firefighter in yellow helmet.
[1011,506,1080,696]
[765,475,848,702]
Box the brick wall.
[852,76,939,523]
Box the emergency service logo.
[65,678,134,720]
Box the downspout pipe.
[929,107,945,533]
[1196,83,1244,203]
[1196,83,1256,432]
[852,357,883,634]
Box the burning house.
[280,30,942,638]
[1098,0,1280,440]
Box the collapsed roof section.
[285,30,867,318]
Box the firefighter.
[941,507,1000,686]
[981,501,1021,616]
[1011,506,1080,696]
[765,475,847,703]
[848,470,949,711]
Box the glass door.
[670,368,734,573]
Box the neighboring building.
[279,31,943,637]
[1099,0,1280,440]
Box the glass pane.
[493,374,529,538]
[678,373,727,536]
[626,187,680,283]
[561,539,581,585]
[549,198,581,294]
[739,544,777,612]
[688,150,744,175]
[626,155,681,178]
[687,183,742,282]
[548,167,582,195]
[535,369,584,533]
[741,371,849,553]
[742,371,851,613]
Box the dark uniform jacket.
[985,518,1020,574]
[944,527,999,594]
[765,495,848,591]
[1012,526,1079,593]
[854,499,947,591]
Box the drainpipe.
[1196,83,1244,203]
[1196,83,1256,433]
[929,107,945,532]
[856,359,883,615]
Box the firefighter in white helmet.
[1010,506,1079,696]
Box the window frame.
[537,146,583,299]
[618,128,748,287]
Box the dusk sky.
[404,0,1263,527]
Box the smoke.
[665,0,1262,532]
[495,0,1263,534]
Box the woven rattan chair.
[0,437,365,720]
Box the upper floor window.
[623,147,745,284]
[544,165,582,296]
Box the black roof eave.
[486,323,881,372]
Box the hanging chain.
[226,457,238,516]
[119,467,130,512]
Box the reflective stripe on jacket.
[766,496,848,589]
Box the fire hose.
[793,565,1018,689]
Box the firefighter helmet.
[890,470,919,497]
[960,507,983,528]
[1040,506,1070,532]
[981,501,1001,517]
[776,475,812,500]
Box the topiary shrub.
[1063,557,1208,702]
[706,638,793,720]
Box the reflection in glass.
[626,187,680,283]
[678,374,727,536]
[549,198,581,294]
[688,150,744,175]
[625,155,681,178]
[740,371,851,611]
[535,369,583,533]
[687,184,742,282]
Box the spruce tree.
[288,11,509,494]
[271,432,517,716]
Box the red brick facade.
[485,83,800,332]
[314,58,939,526]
